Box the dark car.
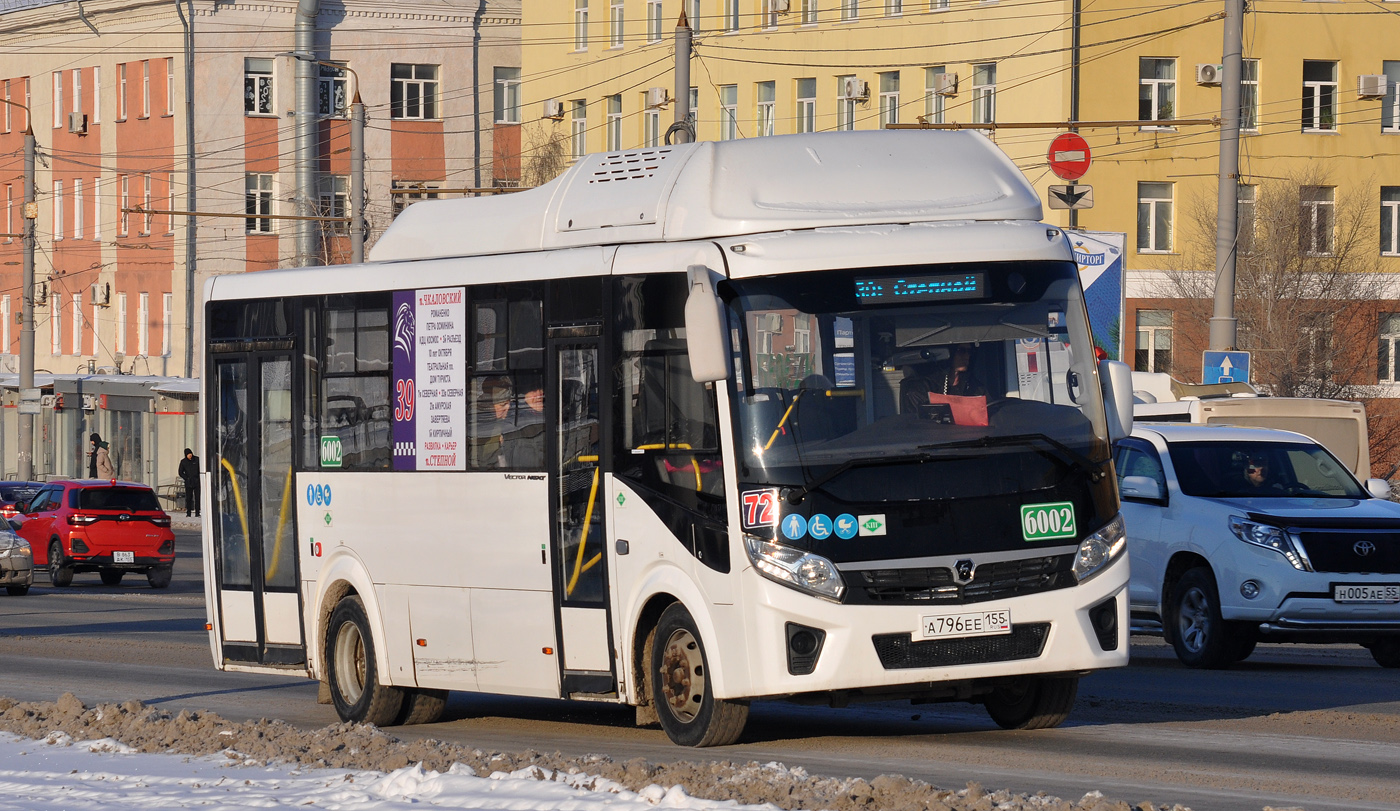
[15,480,175,588]
[0,481,42,520]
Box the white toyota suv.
[1115,423,1400,669]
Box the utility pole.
[350,89,365,263]
[293,0,321,268]
[19,124,36,481]
[1209,0,1245,351]
[1068,0,1081,229]
[671,11,693,144]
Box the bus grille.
[847,554,1076,605]
[871,624,1050,670]
[1295,531,1400,574]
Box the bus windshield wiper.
[918,433,1110,482]
[785,452,941,505]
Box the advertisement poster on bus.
[392,287,467,471]
[1070,231,1125,361]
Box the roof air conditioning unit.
[645,87,670,108]
[1196,63,1223,86]
[67,112,88,134]
[542,99,564,120]
[81,394,97,411]
[90,282,110,307]
[771,0,791,11]
[934,72,958,96]
[842,78,869,101]
[1358,74,1389,99]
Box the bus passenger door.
[550,338,617,694]
[211,350,305,667]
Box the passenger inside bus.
[899,343,990,414]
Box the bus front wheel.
[650,603,748,747]
[984,675,1079,730]
[326,596,404,726]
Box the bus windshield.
[727,262,1111,501]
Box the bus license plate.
[113,551,134,564]
[1333,584,1400,603]
[921,609,1011,640]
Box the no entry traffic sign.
[1048,133,1091,181]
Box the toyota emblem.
[953,559,976,584]
[1354,540,1376,557]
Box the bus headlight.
[1072,514,1126,583]
[744,535,846,603]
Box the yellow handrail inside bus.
[265,468,294,581]
[565,466,601,598]
[218,457,251,567]
[764,390,804,450]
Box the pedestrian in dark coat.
[178,448,201,517]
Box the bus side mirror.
[1099,359,1133,442]
[685,264,730,383]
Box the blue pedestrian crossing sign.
[1202,350,1250,385]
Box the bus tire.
[984,675,1079,730]
[49,541,73,587]
[326,595,404,726]
[651,603,748,747]
[396,688,448,725]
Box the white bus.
[201,131,1135,746]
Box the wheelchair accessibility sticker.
[306,483,333,507]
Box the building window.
[141,60,150,117]
[925,66,946,124]
[73,178,83,239]
[1,295,9,353]
[1137,181,1173,253]
[610,0,624,47]
[606,94,622,150]
[1241,59,1259,132]
[796,77,816,133]
[3,79,10,133]
[972,63,996,124]
[836,75,855,131]
[801,0,818,23]
[720,84,738,140]
[647,0,664,41]
[1300,185,1335,255]
[116,293,127,355]
[1135,310,1173,373]
[1302,60,1337,131]
[318,64,349,117]
[931,0,948,9]
[763,0,783,27]
[575,0,589,50]
[72,294,82,356]
[390,181,439,217]
[3,184,11,242]
[494,67,521,123]
[138,292,149,357]
[52,72,62,128]
[391,64,439,120]
[245,58,273,115]
[885,0,901,15]
[1238,183,1256,255]
[643,105,660,147]
[92,66,101,123]
[1383,187,1400,256]
[93,175,101,239]
[118,175,128,236]
[841,0,858,21]
[245,173,273,233]
[689,0,701,33]
[53,180,62,240]
[724,0,739,31]
[878,71,899,127]
[51,293,60,355]
[570,100,587,160]
[1139,58,1175,123]
[162,293,172,357]
[756,81,775,136]
[319,175,349,235]
[1379,314,1400,382]
[72,68,82,117]
[141,173,152,235]
[166,57,175,115]
[118,64,128,120]
[1384,61,1400,133]
[166,172,176,234]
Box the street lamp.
[277,52,367,263]
[0,98,37,481]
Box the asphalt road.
[1,528,1398,811]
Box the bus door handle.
[615,539,630,555]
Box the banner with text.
[392,287,467,471]
[1070,231,1126,361]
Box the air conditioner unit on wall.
[1358,75,1389,99]
[645,87,670,108]
[771,0,791,11]
[1196,64,1223,86]
[90,282,110,307]
[934,72,958,96]
[67,112,88,134]
[842,78,869,101]
[542,99,564,120]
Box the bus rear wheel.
[326,596,404,726]
[984,675,1079,730]
[650,603,748,747]
[396,688,448,725]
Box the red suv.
[16,480,176,588]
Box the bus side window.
[467,285,545,470]
[317,294,392,470]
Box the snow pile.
[0,694,1193,811]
